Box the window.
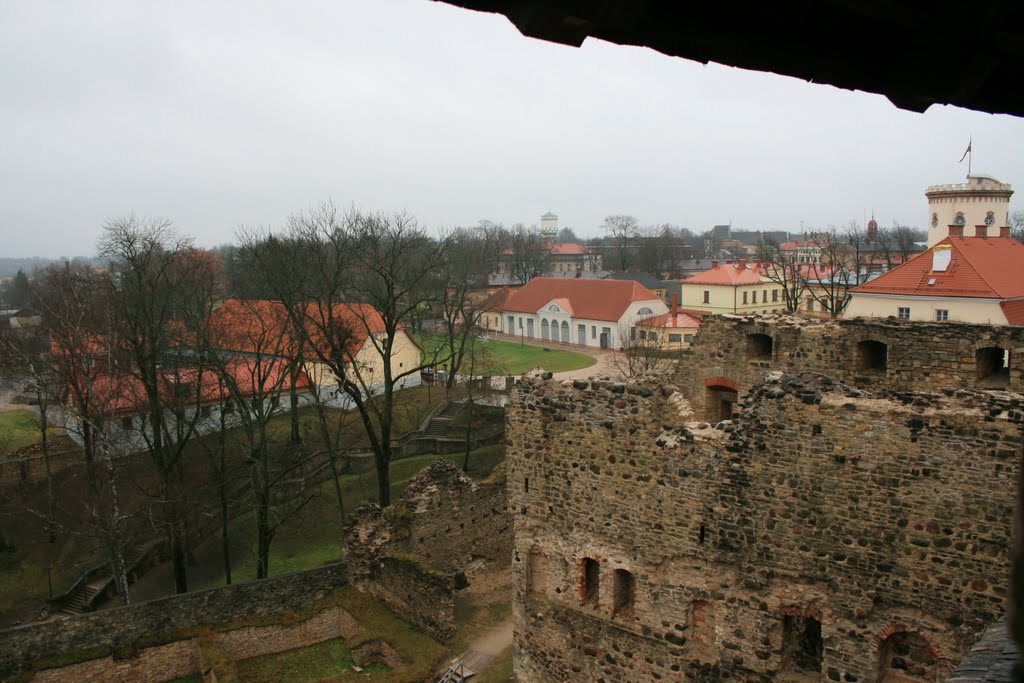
[223,401,234,415]
[897,307,910,319]
[752,291,757,304]
[684,334,693,343]
[548,304,559,312]
[782,613,823,674]
[251,398,262,413]
[582,558,600,606]
[637,307,654,315]
[743,291,748,304]
[612,569,635,617]
[746,333,773,361]
[703,290,710,304]
[878,631,938,682]
[976,347,1010,386]
[591,326,596,339]
[985,211,995,227]
[763,289,768,302]
[806,298,814,312]
[668,333,682,343]
[954,212,965,226]
[935,309,949,321]
[199,405,211,418]
[772,289,779,302]
[121,416,133,430]
[857,340,888,372]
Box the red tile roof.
[683,262,765,286]
[499,277,661,322]
[637,310,701,329]
[1001,300,1024,326]
[478,286,514,312]
[210,299,393,359]
[852,236,1024,300]
[501,242,592,256]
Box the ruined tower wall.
[678,316,1024,421]
[507,373,1021,682]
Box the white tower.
[925,175,1013,246]
[540,211,559,241]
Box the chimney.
[711,260,719,268]
[1000,225,1011,238]
[671,294,679,315]
[738,259,747,269]
[975,225,988,239]
[725,259,733,265]
[948,224,963,239]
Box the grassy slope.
[415,333,596,375]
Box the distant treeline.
[0,257,93,279]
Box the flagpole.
[968,136,972,176]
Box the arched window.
[548,304,560,312]
[857,340,887,372]
[540,319,550,340]
[985,211,995,226]
[976,346,1010,386]
[954,212,966,226]
[637,307,654,316]
[612,569,635,617]
[878,631,937,682]
[931,213,938,228]
[560,320,570,343]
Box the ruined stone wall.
[343,460,510,642]
[30,639,201,683]
[506,371,1021,682]
[0,562,349,680]
[677,315,1024,421]
[214,605,360,662]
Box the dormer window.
[637,307,654,315]
[548,304,559,312]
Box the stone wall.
[0,562,348,680]
[30,639,201,683]
[677,315,1024,422]
[344,460,512,642]
[214,605,360,662]
[506,369,1021,682]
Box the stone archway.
[703,376,740,423]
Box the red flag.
[959,140,972,163]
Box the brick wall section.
[0,562,349,680]
[676,315,1024,421]
[30,639,201,683]
[215,605,361,662]
[361,555,456,642]
[506,370,1021,682]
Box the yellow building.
[680,260,788,315]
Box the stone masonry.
[507,316,1022,682]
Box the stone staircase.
[437,659,473,682]
[423,401,463,438]
[60,577,110,616]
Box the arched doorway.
[704,376,740,423]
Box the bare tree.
[98,217,222,594]
[756,240,806,313]
[506,223,551,285]
[1011,211,1024,243]
[610,321,675,378]
[290,204,452,507]
[602,214,640,272]
[800,224,871,319]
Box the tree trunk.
[39,399,55,543]
[462,402,473,473]
[289,370,301,445]
[219,475,232,586]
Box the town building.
[494,212,602,282]
[680,259,788,315]
[494,277,666,349]
[925,174,1013,247]
[635,296,701,350]
[603,272,681,307]
[845,225,1024,325]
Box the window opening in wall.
[857,340,888,372]
[699,523,706,544]
[746,333,773,361]
[935,309,949,322]
[582,557,600,606]
[703,290,710,304]
[781,614,823,674]
[773,289,779,302]
[743,291,748,304]
[897,307,910,319]
[524,477,529,493]
[976,346,1010,387]
[878,631,937,682]
[612,569,635,617]
[121,416,133,430]
[690,599,715,646]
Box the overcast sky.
[3,0,1024,257]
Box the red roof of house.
[852,235,1024,300]
[478,286,514,312]
[637,310,701,329]
[1000,300,1024,326]
[210,299,395,360]
[500,242,592,256]
[684,262,765,286]
[499,277,661,321]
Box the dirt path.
[442,560,514,679]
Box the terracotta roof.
[637,310,701,329]
[499,277,662,322]
[683,262,765,286]
[478,286,513,312]
[71,360,312,416]
[548,243,591,256]
[1000,300,1024,326]
[210,299,393,359]
[852,236,1024,300]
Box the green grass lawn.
[0,409,50,452]
[192,445,507,590]
[415,333,595,376]
[237,637,388,682]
